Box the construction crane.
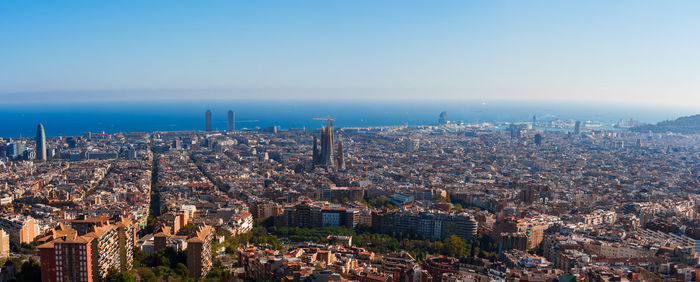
[312,116,335,128]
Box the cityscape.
[3,1,700,282]
[1,109,700,281]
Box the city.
[1,109,700,281]
[2,1,700,281]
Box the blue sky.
[1,1,699,106]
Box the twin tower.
[205,110,235,131]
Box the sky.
[1,0,699,106]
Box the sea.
[0,99,697,138]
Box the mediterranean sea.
[0,100,696,137]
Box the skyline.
[2,1,700,106]
[0,99,697,138]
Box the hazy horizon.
[2,88,700,110]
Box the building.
[227,110,235,131]
[250,201,279,219]
[69,216,110,236]
[534,133,542,146]
[313,119,335,169]
[36,123,47,161]
[422,256,460,282]
[574,121,581,135]
[372,211,478,241]
[186,225,214,279]
[39,232,94,282]
[337,136,346,170]
[205,110,212,131]
[278,201,360,229]
[0,214,37,249]
[85,225,120,281]
[39,218,135,282]
[115,218,136,271]
[438,111,447,125]
[322,187,364,202]
[0,229,9,258]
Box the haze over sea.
[0,100,697,138]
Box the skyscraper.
[36,123,47,161]
[205,110,212,131]
[534,133,543,146]
[509,124,521,138]
[438,111,447,125]
[574,121,581,135]
[227,110,235,131]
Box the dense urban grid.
[1,111,700,282]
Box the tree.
[175,263,189,277]
[15,258,41,282]
[105,270,136,282]
[133,247,148,267]
[177,224,197,236]
[135,267,157,282]
[443,235,467,258]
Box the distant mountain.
[633,114,700,134]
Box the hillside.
[633,114,700,134]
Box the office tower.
[187,225,214,279]
[36,123,47,161]
[534,133,543,146]
[227,110,235,131]
[337,136,345,170]
[0,229,8,258]
[438,111,447,125]
[7,143,19,159]
[510,124,521,138]
[574,121,581,135]
[532,115,536,124]
[205,110,212,131]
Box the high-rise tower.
[574,121,581,135]
[438,111,447,125]
[36,123,47,161]
[205,110,212,131]
[227,110,235,131]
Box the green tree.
[15,258,41,282]
[443,235,467,258]
[133,247,148,267]
[135,267,157,282]
[174,262,189,277]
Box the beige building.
[0,229,9,257]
